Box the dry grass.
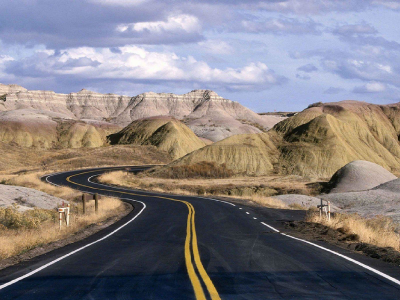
[306,211,400,250]
[150,161,234,179]
[0,197,123,259]
[99,170,314,197]
[0,143,170,175]
[99,171,306,210]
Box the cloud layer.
[0,0,400,110]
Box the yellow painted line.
[188,203,222,300]
[185,202,207,300]
[64,169,219,300]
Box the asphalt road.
[1,166,400,299]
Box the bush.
[0,205,56,230]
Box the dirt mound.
[327,160,397,193]
[0,109,120,149]
[108,116,206,159]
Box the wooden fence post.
[94,194,99,213]
[82,194,86,215]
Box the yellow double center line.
[65,170,221,300]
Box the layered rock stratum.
[0,84,284,143]
[109,116,206,159]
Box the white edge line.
[259,221,400,287]
[261,222,280,233]
[87,175,236,207]
[0,175,146,291]
[280,233,400,286]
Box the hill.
[0,109,120,149]
[164,131,281,176]
[0,84,284,142]
[165,100,400,178]
[108,116,206,159]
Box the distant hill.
[108,116,206,159]
[164,100,400,178]
[0,109,120,149]
[0,84,284,142]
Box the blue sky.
[1,0,400,112]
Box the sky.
[1,0,400,112]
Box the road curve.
[1,166,400,299]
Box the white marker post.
[318,199,331,221]
[58,205,70,230]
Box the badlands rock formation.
[0,84,285,142]
[168,131,281,176]
[327,160,397,193]
[168,100,400,177]
[109,116,206,159]
[0,109,120,148]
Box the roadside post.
[317,199,331,221]
[328,201,331,221]
[94,194,99,213]
[82,194,86,215]
[58,204,70,230]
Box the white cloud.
[372,0,400,9]
[117,14,201,34]
[0,55,14,63]
[353,81,386,93]
[333,23,378,36]
[198,40,234,55]
[240,17,320,35]
[6,46,286,91]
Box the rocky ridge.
[0,84,285,142]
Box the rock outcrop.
[0,84,285,142]
[109,116,206,159]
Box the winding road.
[1,166,400,299]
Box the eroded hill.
[165,100,400,178]
[109,116,206,159]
